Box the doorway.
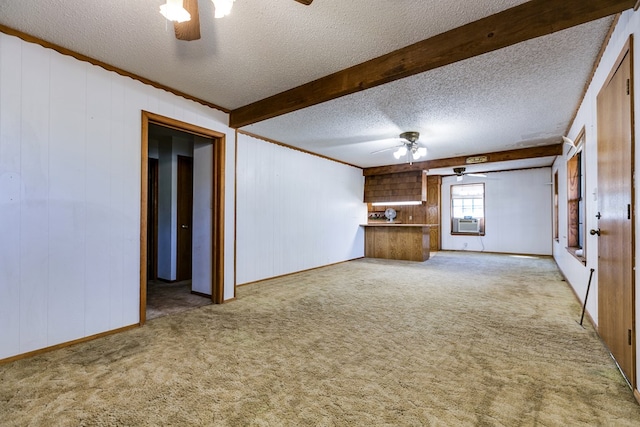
[176,155,194,281]
[140,111,226,324]
[596,40,635,388]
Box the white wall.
[236,134,366,285]
[441,168,552,255]
[553,8,640,392]
[0,32,235,360]
[192,137,213,295]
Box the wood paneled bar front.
[362,224,431,262]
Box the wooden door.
[147,158,159,280]
[176,155,193,281]
[596,47,635,386]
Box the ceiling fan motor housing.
[453,167,466,175]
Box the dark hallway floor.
[146,280,212,320]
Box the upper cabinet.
[363,170,427,203]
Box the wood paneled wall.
[235,134,366,285]
[364,170,426,203]
[0,32,235,360]
[368,203,427,224]
[366,174,441,250]
[426,175,442,250]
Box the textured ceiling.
[0,1,618,170]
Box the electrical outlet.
[409,215,412,220]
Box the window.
[567,130,586,260]
[451,183,485,234]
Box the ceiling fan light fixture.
[213,0,235,18]
[160,0,191,23]
[393,146,407,159]
[412,146,427,160]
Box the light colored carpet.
[1,251,639,426]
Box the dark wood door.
[176,155,193,281]
[596,48,634,386]
[147,158,159,280]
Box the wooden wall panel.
[0,34,23,358]
[107,76,127,329]
[368,204,427,224]
[18,42,51,354]
[84,65,114,336]
[236,133,366,285]
[364,170,426,203]
[192,140,214,295]
[426,175,441,250]
[47,53,87,344]
[0,32,237,361]
[121,80,150,326]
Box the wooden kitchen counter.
[361,223,431,261]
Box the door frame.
[140,111,226,325]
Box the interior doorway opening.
[140,112,226,324]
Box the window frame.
[450,182,485,236]
[566,129,586,262]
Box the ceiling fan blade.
[371,144,403,155]
[467,173,487,177]
[175,0,201,41]
[294,0,314,4]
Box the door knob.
[590,228,600,236]
[181,224,189,229]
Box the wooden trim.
[229,0,636,127]
[442,164,555,178]
[214,132,226,304]
[364,144,562,176]
[0,324,139,365]
[237,130,361,169]
[635,0,640,10]
[0,24,229,114]
[234,130,238,299]
[438,249,553,257]
[566,14,620,136]
[140,114,149,325]
[140,111,227,318]
[629,36,637,390]
[190,290,212,299]
[635,388,640,405]
[236,257,366,287]
[566,128,586,253]
[222,297,237,304]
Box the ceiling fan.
[162,0,314,42]
[371,131,427,163]
[453,167,487,182]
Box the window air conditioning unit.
[457,218,479,233]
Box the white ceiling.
[0,0,618,171]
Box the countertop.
[360,223,436,227]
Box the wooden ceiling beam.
[229,0,635,128]
[362,144,563,176]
